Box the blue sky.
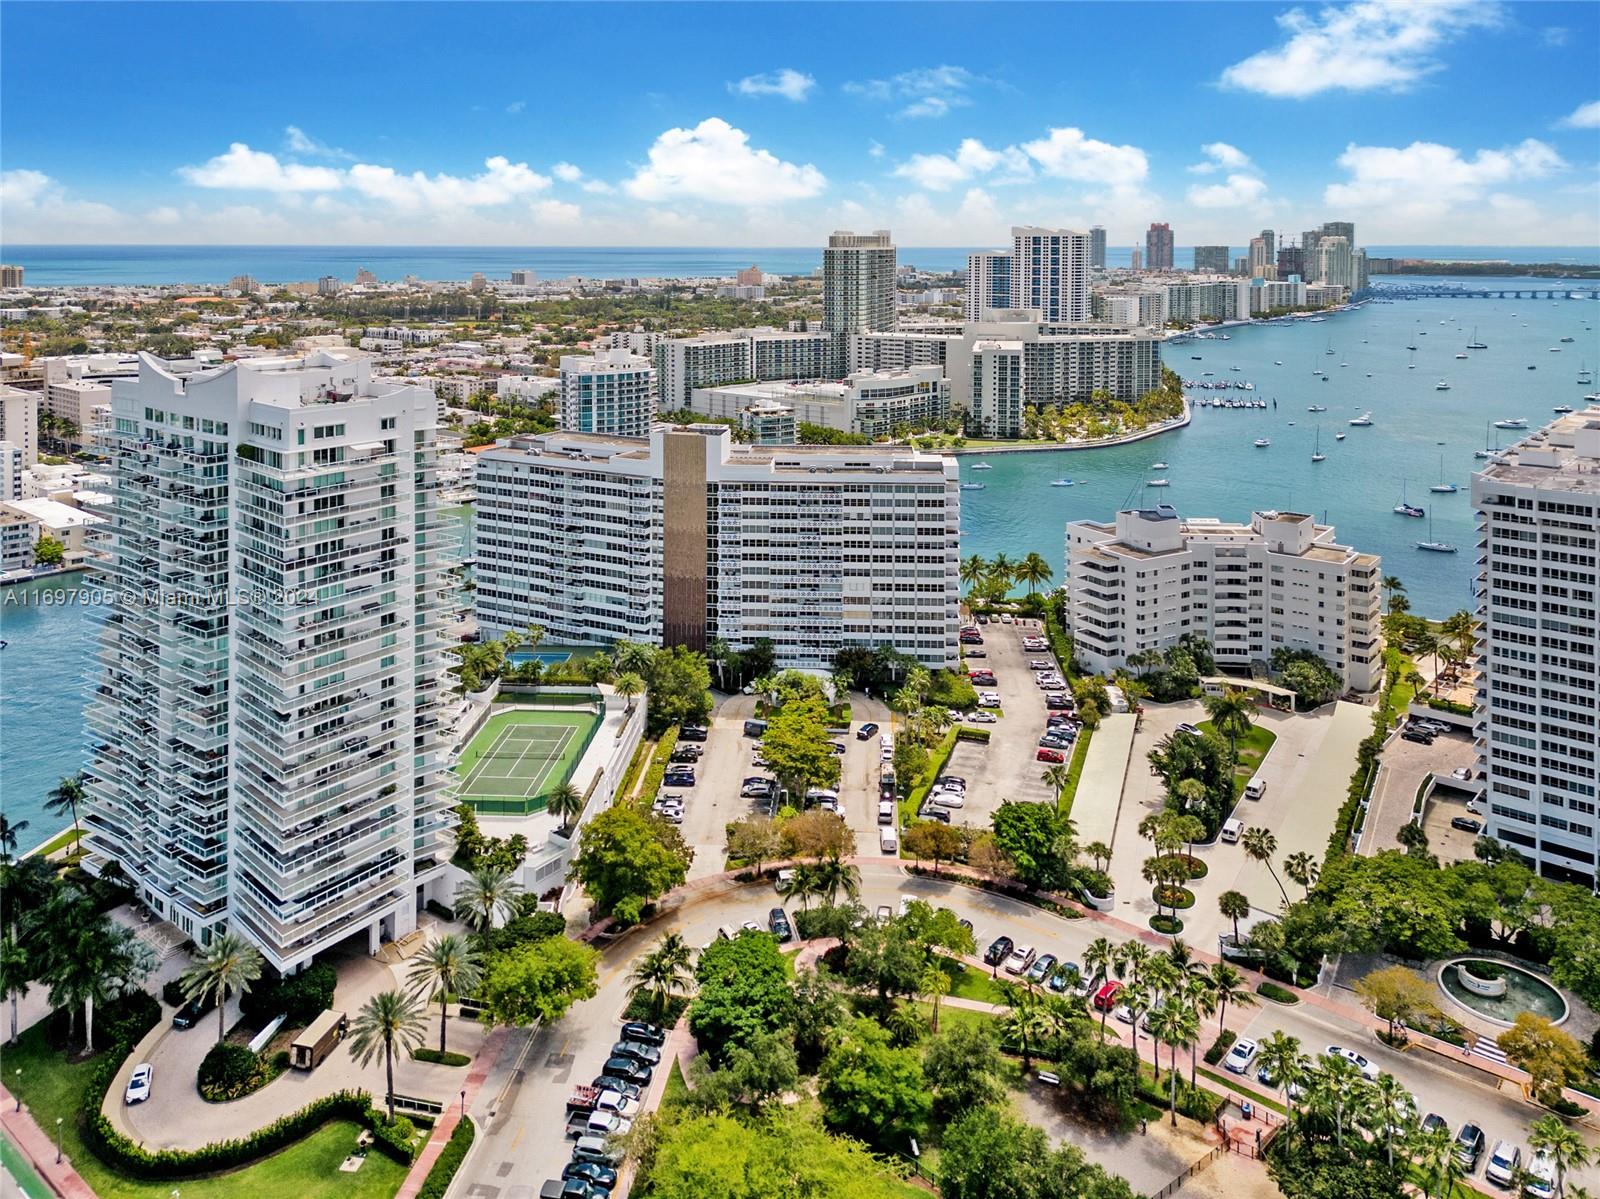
[2,0,1597,246]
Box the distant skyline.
[2,1,1597,248]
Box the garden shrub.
[413,1048,471,1067]
[623,991,689,1027]
[1461,960,1505,982]
[638,728,681,801]
[364,1110,418,1162]
[198,1042,277,1102]
[162,979,186,1007]
[1257,981,1300,1004]
[240,961,337,1024]
[1203,1030,1238,1066]
[1150,914,1184,935]
[417,1115,475,1199]
[425,899,456,922]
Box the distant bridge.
[1373,286,1600,300]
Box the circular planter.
[1152,886,1195,911]
[1150,914,1184,935]
[1177,855,1209,881]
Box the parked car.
[1037,747,1066,763]
[857,722,880,740]
[1420,1113,1448,1136]
[741,777,773,798]
[930,789,964,809]
[570,1135,621,1167]
[1024,953,1058,984]
[1524,1149,1557,1199]
[1175,723,1201,737]
[984,936,1014,966]
[171,994,213,1029]
[967,710,998,724]
[1224,1038,1258,1074]
[620,1021,664,1046]
[977,695,1003,709]
[1454,1122,1486,1169]
[679,725,708,742]
[1325,1045,1380,1080]
[1092,981,1124,1012]
[591,1076,642,1101]
[611,1040,661,1066]
[124,1063,153,1104]
[768,907,793,941]
[1402,728,1435,745]
[964,648,987,658]
[1045,695,1072,710]
[663,769,696,787]
[1004,945,1037,975]
[1047,962,1078,993]
[1451,816,1483,833]
[1450,766,1474,782]
[562,1160,619,1191]
[602,1056,652,1084]
[1484,1141,1521,1187]
[876,905,893,924]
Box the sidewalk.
[0,1087,97,1199]
[394,1026,507,1199]
[1072,713,1135,849]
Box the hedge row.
[955,725,992,742]
[636,727,681,803]
[1202,1030,1238,1066]
[1257,981,1300,1005]
[1424,696,1473,717]
[413,1048,472,1067]
[417,1115,476,1199]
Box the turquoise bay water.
[959,280,1598,620]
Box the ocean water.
[2,244,1596,287]
[958,277,1599,623]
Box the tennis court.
[455,707,601,815]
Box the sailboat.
[1578,362,1593,385]
[1325,340,1335,356]
[1407,351,1416,370]
[1394,481,1425,519]
[1467,328,1487,349]
[1429,454,1457,494]
[1049,478,1076,487]
[1311,428,1326,463]
[1474,421,1500,459]
[1416,512,1457,553]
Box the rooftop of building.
[1476,408,1600,492]
[2,496,103,529]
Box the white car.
[1524,1149,1557,1199]
[741,920,763,933]
[931,789,965,809]
[999,613,1014,624]
[1485,1141,1522,1188]
[124,1063,153,1104]
[881,745,895,762]
[1324,1045,1380,1081]
[967,710,998,723]
[1004,945,1036,975]
[1223,1038,1258,1074]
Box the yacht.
[960,481,986,490]
[1577,362,1592,385]
[1349,412,1373,427]
[1454,352,1468,360]
[1273,360,1283,366]
[1253,438,1271,448]
[1393,481,1425,519]
[1308,405,1327,413]
[1335,432,1346,441]
[1493,418,1528,430]
[1550,347,1563,353]
[1560,336,1575,343]
[1311,428,1326,463]
[1049,478,1075,487]
[971,462,992,470]
[1151,462,1168,470]
[1191,355,1204,360]
[1146,479,1170,487]
[1554,405,1574,414]
[1435,380,1451,391]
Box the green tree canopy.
[817,1015,931,1149]
[568,804,692,923]
[479,935,598,1027]
[690,931,796,1065]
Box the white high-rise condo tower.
[82,351,459,970]
[822,230,897,336]
[965,252,1013,321]
[1472,410,1600,888]
[1010,227,1090,323]
[559,349,656,438]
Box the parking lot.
[1363,720,1477,857]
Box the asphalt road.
[458,860,1600,1198]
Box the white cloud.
[1021,127,1148,187]
[845,65,983,118]
[868,140,885,159]
[1188,142,1252,174]
[1324,138,1565,213]
[1541,26,1569,46]
[729,68,815,102]
[1558,100,1600,129]
[623,117,825,204]
[179,143,344,192]
[552,162,583,183]
[505,100,527,115]
[893,138,1032,191]
[1187,174,1272,209]
[283,126,352,160]
[1220,0,1501,98]
[0,168,53,206]
[347,156,550,210]
[531,199,581,224]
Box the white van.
[1220,818,1244,843]
[879,825,898,853]
[878,800,896,825]
[1245,776,1267,800]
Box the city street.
[457,859,1600,1198]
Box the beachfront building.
[965,252,1013,321]
[1472,410,1600,886]
[1065,505,1383,691]
[0,384,37,467]
[81,350,458,970]
[558,349,656,437]
[1099,288,1169,328]
[1010,227,1091,323]
[690,366,950,439]
[474,425,960,671]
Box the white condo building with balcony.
[1065,505,1383,691]
[82,350,459,970]
[558,349,655,438]
[1472,410,1600,887]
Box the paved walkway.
[1073,713,1135,848]
[0,1086,97,1199]
[394,1026,507,1199]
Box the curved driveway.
[461,859,1600,1196]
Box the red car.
[1092,980,1124,1012]
[1036,747,1065,763]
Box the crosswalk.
[1471,1035,1509,1066]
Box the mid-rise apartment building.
[81,351,458,970]
[1192,246,1230,275]
[691,366,949,439]
[748,328,831,381]
[0,265,23,289]
[965,252,1013,321]
[1473,410,1600,887]
[655,334,753,410]
[1099,288,1169,328]
[1145,223,1175,272]
[0,440,21,501]
[849,329,956,375]
[558,350,655,438]
[1065,505,1383,691]
[474,425,960,671]
[0,385,38,467]
[1010,227,1090,323]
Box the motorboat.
[1435,380,1451,391]
[960,482,986,490]
[1050,479,1075,487]
[1151,462,1168,470]
[1273,360,1283,366]
[1455,353,1468,360]
[1308,405,1327,412]
[1554,405,1574,414]
[1146,479,1170,487]
[1561,336,1575,343]
[1349,412,1373,427]
[971,462,993,470]
[1335,432,1346,441]
[1493,418,1528,430]
[1253,438,1271,448]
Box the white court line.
[460,717,586,801]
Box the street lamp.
[54,1116,63,1164]
[460,1089,466,1116]
[13,1068,20,1111]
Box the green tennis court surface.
[456,707,600,815]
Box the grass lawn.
[660,1058,689,1112]
[912,1002,997,1038]
[1058,727,1094,817]
[23,826,82,859]
[935,957,1007,1004]
[1388,651,1422,720]
[1198,720,1278,797]
[5,1025,407,1199]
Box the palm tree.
[1283,851,1319,897]
[179,931,265,1043]
[1041,763,1071,796]
[1306,1054,1366,1149]
[1015,552,1054,597]
[0,935,28,1044]
[1202,689,1254,761]
[406,934,482,1056]
[43,772,87,849]
[1218,890,1251,947]
[919,963,950,1033]
[0,814,29,863]
[1255,1030,1304,1121]
[959,554,989,594]
[998,981,1051,1072]
[1371,1072,1414,1169]
[987,552,1016,596]
[1529,1114,1591,1199]
[1152,1001,1199,1125]
[1381,575,1406,614]
[1084,841,1112,874]
[778,862,822,910]
[1241,826,1288,906]
[613,671,645,713]
[350,989,428,1122]
[545,782,585,832]
[1205,962,1254,1038]
[454,865,523,932]
[1122,941,1150,987]
[1083,937,1117,1034]
[812,858,861,906]
[1119,979,1156,1074]
[43,893,153,1053]
[1415,1122,1465,1199]
[705,637,732,690]
[626,932,696,1025]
